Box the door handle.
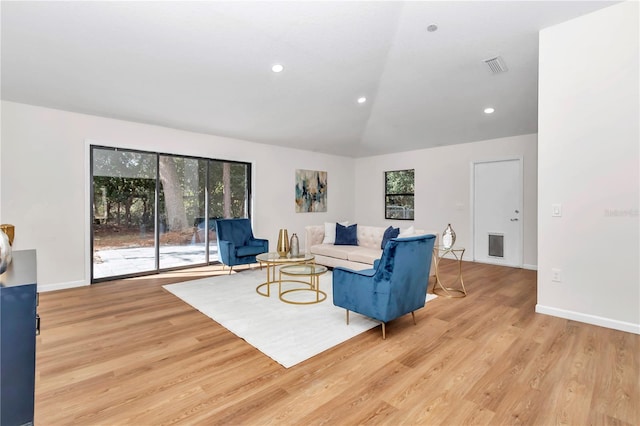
[510,218,519,221]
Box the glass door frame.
[90,145,252,283]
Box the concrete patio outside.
[93,243,220,279]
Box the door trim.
[470,156,524,268]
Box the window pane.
[385,195,415,219]
[92,148,157,279]
[385,169,415,220]
[385,169,414,194]
[209,161,249,219]
[158,155,208,269]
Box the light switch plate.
[552,204,562,217]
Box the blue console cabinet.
[0,250,37,426]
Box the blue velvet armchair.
[332,234,436,339]
[215,219,269,273]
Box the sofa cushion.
[347,247,383,265]
[335,223,358,245]
[311,244,354,259]
[236,245,267,257]
[322,221,349,244]
[399,225,415,237]
[355,226,384,250]
[381,226,400,249]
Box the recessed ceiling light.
[484,107,495,114]
[357,97,367,104]
[427,24,438,32]
[271,64,284,73]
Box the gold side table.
[278,263,328,305]
[432,245,467,298]
[255,252,315,297]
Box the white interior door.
[473,159,523,267]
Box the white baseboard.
[38,279,89,293]
[523,264,538,271]
[536,304,640,335]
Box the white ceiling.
[1,1,617,157]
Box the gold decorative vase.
[0,224,14,246]
[277,229,290,257]
[0,229,12,274]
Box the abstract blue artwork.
[295,169,327,213]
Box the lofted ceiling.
[0,1,617,157]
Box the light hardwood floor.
[35,261,639,425]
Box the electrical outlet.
[551,268,562,282]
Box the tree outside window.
[91,145,251,282]
[385,169,414,220]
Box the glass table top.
[256,252,314,263]
[279,264,328,276]
[434,245,465,252]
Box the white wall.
[354,133,538,268]
[0,101,355,290]
[537,1,639,334]
[0,102,2,222]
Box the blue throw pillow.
[335,223,358,245]
[381,226,400,249]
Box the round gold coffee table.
[255,252,315,297]
[278,263,328,305]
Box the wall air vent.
[484,56,508,74]
[488,233,504,258]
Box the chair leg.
[411,311,416,325]
[346,310,350,325]
[228,265,233,275]
[381,322,386,340]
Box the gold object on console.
[0,224,15,246]
[0,229,12,274]
[276,229,290,257]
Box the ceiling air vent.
[484,56,508,74]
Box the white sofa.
[305,224,438,274]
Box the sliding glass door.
[92,148,158,279]
[158,155,208,269]
[91,146,251,282]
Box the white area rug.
[163,268,437,368]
